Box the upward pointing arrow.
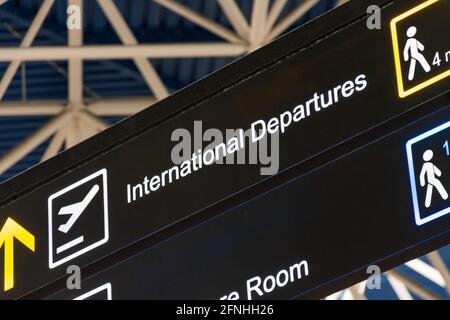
[0,218,35,292]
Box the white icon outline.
[406,121,450,226]
[48,169,109,269]
[74,283,112,300]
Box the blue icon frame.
[406,120,450,226]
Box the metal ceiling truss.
[0,0,324,173]
[326,251,450,300]
[0,0,448,300]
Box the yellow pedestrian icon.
[390,0,449,98]
[0,217,35,292]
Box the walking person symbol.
[419,150,448,208]
[403,26,431,81]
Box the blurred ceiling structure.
[0,0,337,179]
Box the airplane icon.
[57,184,100,234]
[48,168,109,268]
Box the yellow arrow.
[0,218,35,292]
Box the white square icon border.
[48,168,109,269]
[406,120,450,226]
[74,283,112,300]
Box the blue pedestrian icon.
[406,121,450,226]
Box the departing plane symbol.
[57,184,100,233]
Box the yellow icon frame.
[390,0,449,98]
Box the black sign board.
[0,0,449,299]
[45,102,450,300]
